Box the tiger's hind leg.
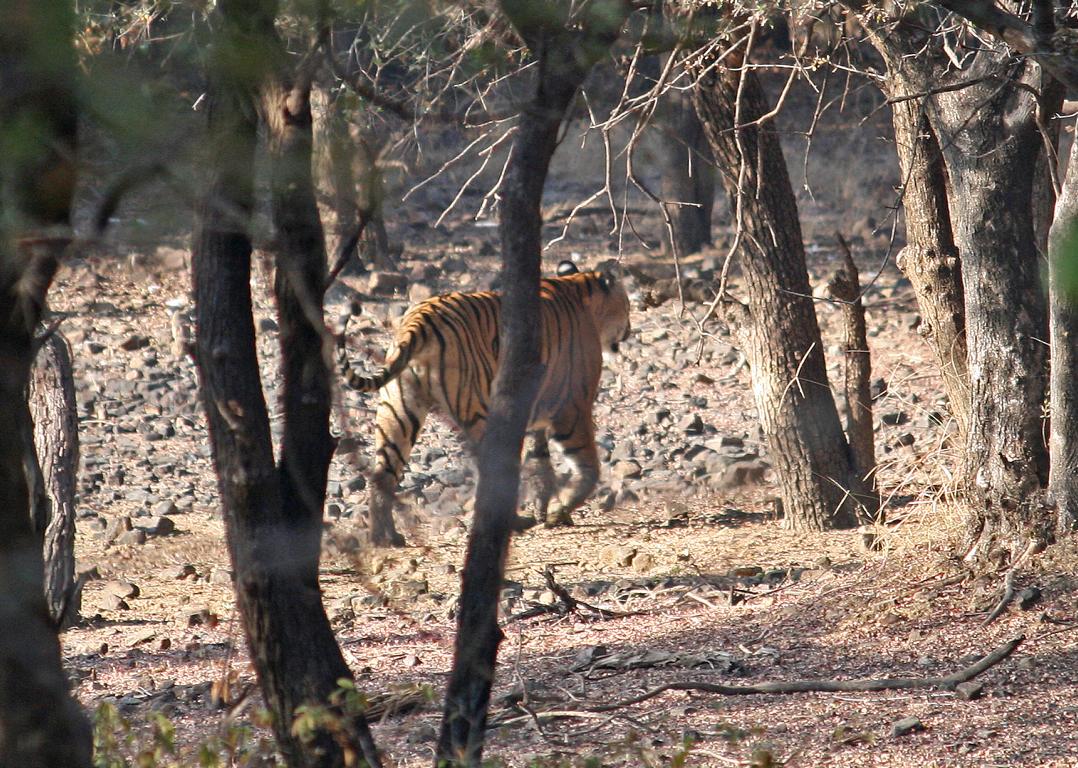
[545,412,599,528]
[368,376,431,547]
[512,430,556,532]
[525,430,557,525]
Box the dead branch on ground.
[587,635,1023,712]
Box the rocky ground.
[46,219,1078,768]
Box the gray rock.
[612,460,643,480]
[891,717,925,737]
[955,681,984,700]
[100,594,130,611]
[118,529,147,546]
[368,271,409,295]
[103,580,140,599]
[145,516,175,536]
[679,413,704,435]
[210,568,233,586]
[120,334,151,352]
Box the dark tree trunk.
[30,331,81,628]
[0,0,92,762]
[659,86,715,257]
[192,3,379,766]
[1049,134,1078,532]
[828,239,875,488]
[435,3,629,764]
[887,87,970,438]
[930,61,1055,556]
[689,45,869,531]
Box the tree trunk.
[315,85,363,272]
[931,62,1054,556]
[689,45,869,531]
[0,0,92,761]
[828,240,875,487]
[30,331,81,628]
[192,3,380,766]
[887,88,970,438]
[659,86,715,257]
[435,4,629,764]
[1049,134,1078,532]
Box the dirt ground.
[46,77,1078,766]
[49,216,1078,767]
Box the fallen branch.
[584,635,1023,712]
[507,566,639,623]
[981,568,1018,627]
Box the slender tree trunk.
[1050,135,1078,532]
[689,45,869,531]
[931,64,1054,556]
[828,239,875,487]
[435,4,629,764]
[315,85,362,271]
[30,331,81,628]
[887,88,970,438]
[0,0,92,762]
[659,87,715,257]
[193,3,379,765]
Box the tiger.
[338,260,631,547]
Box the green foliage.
[91,702,276,768]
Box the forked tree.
[191,0,380,764]
[680,10,875,530]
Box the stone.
[612,460,643,480]
[104,516,134,544]
[103,580,140,599]
[408,283,433,303]
[152,499,178,518]
[120,334,151,352]
[368,271,409,295]
[955,681,984,701]
[891,717,925,737]
[210,568,233,586]
[165,564,197,580]
[405,722,438,744]
[881,411,910,426]
[630,553,655,573]
[145,516,175,536]
[679,413,704,435]
[118,529,147,546]
[600,545,637,568]
[101,594,130,611]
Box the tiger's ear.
[596,260,620,292]
[556,260,579,276]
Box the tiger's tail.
[339,331,417,392]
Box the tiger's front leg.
[367,378,430,547]
[545,415,599,528]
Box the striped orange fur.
[340,262,630,546]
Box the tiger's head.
[558,260,631,354]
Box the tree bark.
[828,239,875,488]
[30,330,81,628]
[192,3,380,766]
[435,3,629,764]
[0,0,92,762]
[930,60,1055,555]
[659,86,715,257]
[1049,134,1078,532]
[887,87,970,438]
[689,43,870,531]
